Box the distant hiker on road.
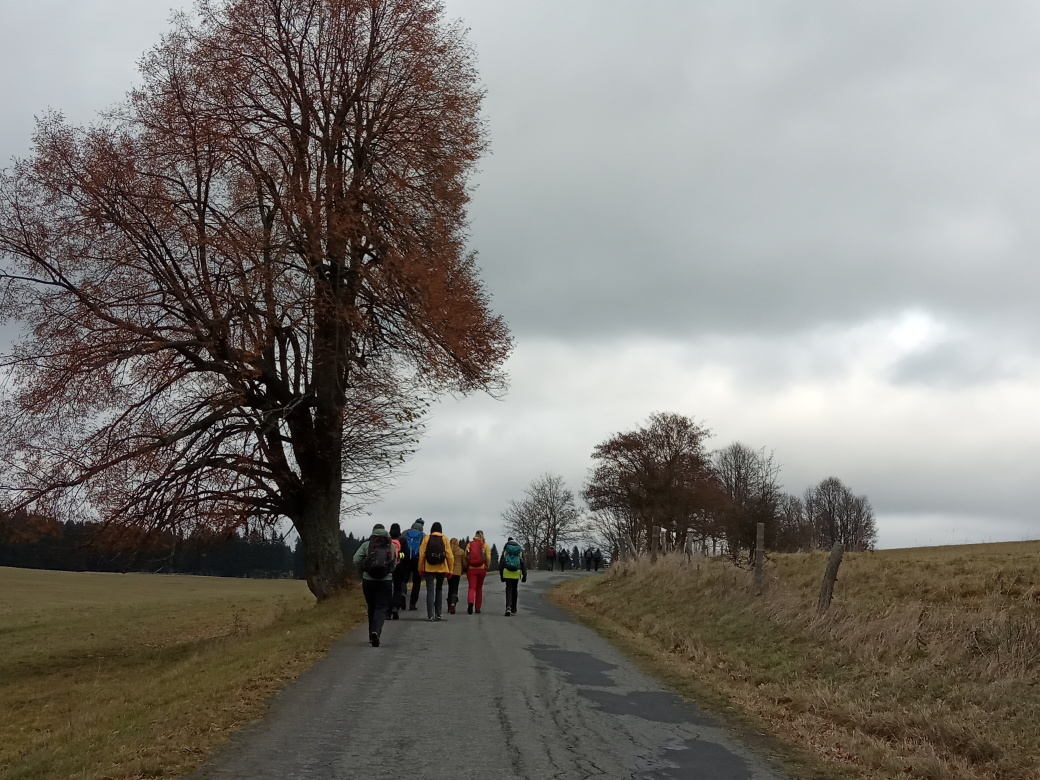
[546,544,556,571]
[389,522,409,620]
[558,548,570,571]
[584,547,593,571]
[447,537,465,614]
[465,530,491,614]
[593,548,603,571]
[404,518,425,610]
[418,521,454,620]
[352,524,395,647]
[499,537,527,616]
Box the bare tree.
[501,473,584,565]
[0,0,511,600]
[712,442,782,561]
[773,492,813,552]
[804,477,877,551]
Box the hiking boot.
[369,631,380,647]
[467,603,473,615]
[475,609,481,614]
[504,609,511,616]
[448,604,456,615]
[391,611,399,620]
[427,615,434,621]
[408,604,418,611]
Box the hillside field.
[552,541,1040,780]
[0,567,364,780]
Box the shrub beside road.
[0,568,364,780]
[552,542,1040,780]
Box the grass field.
[0,567,365,780]
[552,541,1040,780]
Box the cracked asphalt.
[188,571,790,780]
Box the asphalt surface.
[188,571,790,780]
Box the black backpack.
[363,534,396,578]
[425,534,447,566]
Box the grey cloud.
[447,0,1040,347]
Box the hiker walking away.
[352,524,396,647]
[389,523,409,620]
[464,530,491,614]
[418,521,454,620]
[558,547,569,571]
[446,537,465,614]
[593,548,603,571]
[546,544,556,572]
[404,518,425,610]
[584,547,593,571]
[499,537,527,616]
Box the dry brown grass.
[0,567,365,780]
[553,542,1040,780]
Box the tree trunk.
[294,484,346,601]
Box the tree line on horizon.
[503,412,877,565]
[0,509,506,579]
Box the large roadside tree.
[0,0,510,600]
[582,412,718,553]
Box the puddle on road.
[577,688,712,726]
[639,738,752,780]
[528,645,618,687]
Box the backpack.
[425,534,447,566]
[363,535,395,578]
[390,537,402,561]
[546,546,556,558]
[503,543,522,572]
[468,539,485,568]
[405,528,423,559]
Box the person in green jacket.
[352,524,395,646]
[498,537,527,616]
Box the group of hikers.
[545,545,604,572]
[351,519,529,647]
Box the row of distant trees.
[502,412,877,565]
[0,508,380,579]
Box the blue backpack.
[405,528,423,559]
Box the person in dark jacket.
[403,518,425,610]
[389,522,409,620]
[352,524,395,647]
[498,537,527,616]
[558,547,570,571]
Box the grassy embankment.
[0,567,365,780]
[552,542,1040,780]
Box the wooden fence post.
[817,542,845,613]
[650,525,660,563]
[754,522,765,595]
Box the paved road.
[189,571,789,780]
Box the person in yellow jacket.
[417,521,454,620]
[446,537,466,614]
[464,530,492,614]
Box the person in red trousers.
[464,530,491,614]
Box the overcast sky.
[3,1,1040,549]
